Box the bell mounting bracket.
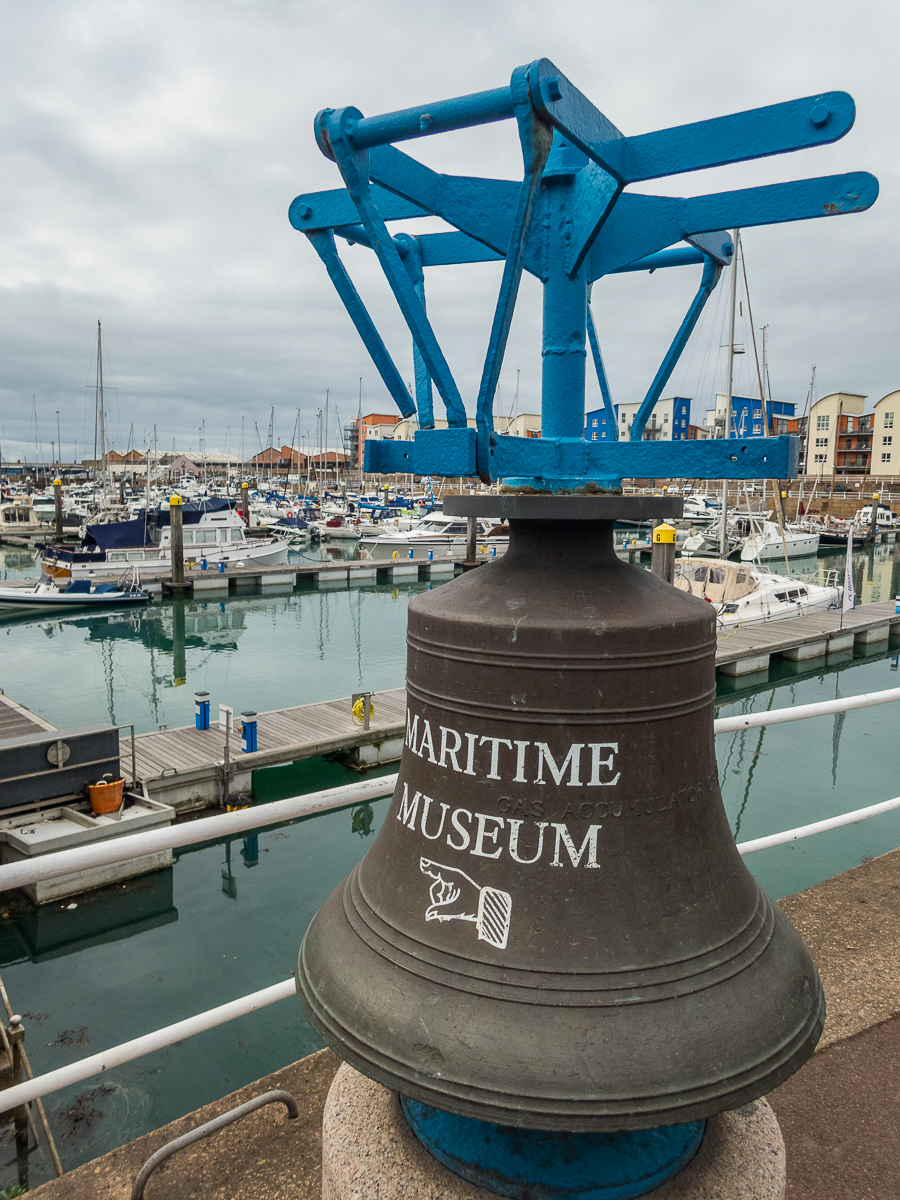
[289,59,877,491]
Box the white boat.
[39,500,290,579]
[854,504,899,530]
[0,568,150,612]
[674,557,841,628]
[0,500,44,536]
[358,513,508,560]
[739,521,820,562]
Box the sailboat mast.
[96,320,113,500]
[719,230,740,557]
[357,376,363,489]
[324,390,329,492]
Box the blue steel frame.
[289,59,877,490]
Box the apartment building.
[803,393,866,475]
[870,391,900,477]
[585,397,691,441]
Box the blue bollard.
[219,560,226,574]
[895,595,900,614]
[241,711,258,753]
[408,548,414,559]
[201,558,208,570]
[194,691,210,731]
[491,545,497,557]
[428,549,434,561]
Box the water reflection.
[0,870,177,967]
[351,802,375,837]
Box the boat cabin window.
[708,568,725,584]
[219,529,229,542]
[774,592,787,601]
[182,531,194,544]
[195,530,217,544]
[230,529,243,541]
[127,551,144,561]
[108,552,126,561]
[787,589,800,600]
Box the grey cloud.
[1,0,897,463]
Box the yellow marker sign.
[53,478,62,487]
[169,495,183,506]
[653,523,677,544]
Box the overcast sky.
[1,0,896,463]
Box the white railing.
[2,686,900,1116]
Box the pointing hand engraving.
[419,858,512,950]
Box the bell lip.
[296,911,826,1133]
[297,960,825,1132]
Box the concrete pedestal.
[321,1064,785,1200]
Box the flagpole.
[840,527,855,629]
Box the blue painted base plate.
[401,1096,705,1199]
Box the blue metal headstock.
[289,59,877,491]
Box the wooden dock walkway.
[122,687,408,809]
[715,599,900,675]
[0,691,57,740]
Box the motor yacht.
[674,556,841,629]
[358,513,508,560]
[38,498,290,579]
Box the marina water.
[0,541,899,1188]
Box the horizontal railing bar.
[0,775,399,893]
[0,980,296,1115]
[714,686,900,734]
[736,794,900,855]
[1,791,898,1113]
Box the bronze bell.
[297,503,824,1131]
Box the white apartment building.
[804,392,866,475]
[870,390,900,477]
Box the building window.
[814,453,826,463]
[884,436,893,446]
[816,415,830,431]
[885,413,894,428]
[814,437,828,447]
[601,417,606,424]
[663,413,669,423]
[752,424,761,434]
[592,419,598,428]
[591,432,597,441]
[882,453,892,463]
[753,409,762,420]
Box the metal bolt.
[547,76,562,101]
[298,205,312,220]
[810,103,830,128]
[419,113,433,132]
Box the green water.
[0,541,898,1189]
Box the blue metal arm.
[630,258,722,442]
[305,231,415,418]
[317,106,468,426]
[395,234,434,428]
[590,173,878,280]
[474,65,553,481]
[586,293,617,440]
